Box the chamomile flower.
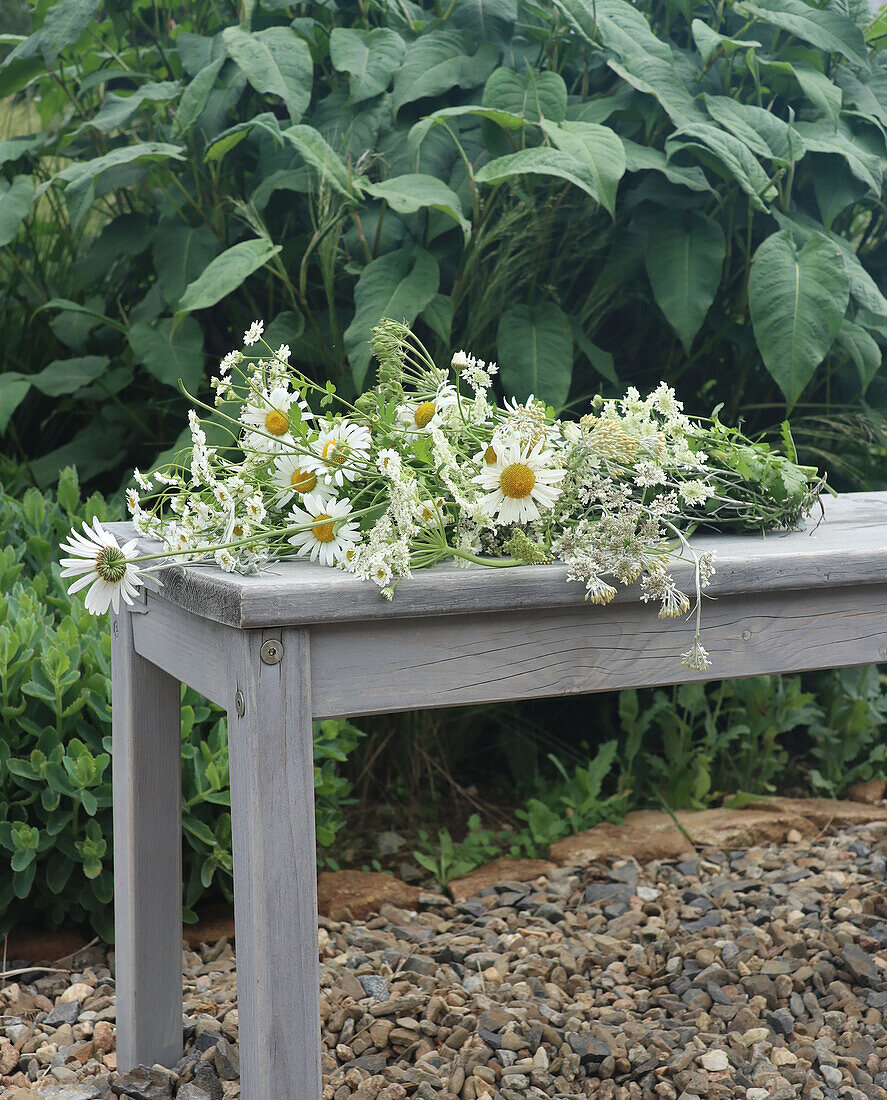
[244,493,267,524]
[474,439,566,525]
[272,453,330,507]
[125,488,140,514]
[59,518,145,615]
[397,384,458,439]
[215,548,237,572]
[288,494,359,567]
[133,468,153,491]
[240,386,313,453]
[307,419,371,487]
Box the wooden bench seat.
[108,490,887,1100]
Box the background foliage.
[0,470,363,938]
[3,0,887,931]
[3,0,887,489]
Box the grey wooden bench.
[109,491,887,1100]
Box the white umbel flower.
[397,384,458,439]
[474,439,566,525]
[59,518,144,615]
[288,494,359,567]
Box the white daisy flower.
[275,344,291,362]
[397,384,458,439]
[474,439,566,526]
[133,468,153,491]
[215,548,237,572]
[376,448,402,478]
[244,493,267,523]
[125,488,140,514]
[243,319,264,346]
[239,386,313,453]
[306,419,371,487]
[288,494,359,567]
[272,453,333,507]
[59,518,145,615]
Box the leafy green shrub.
[3,0,887,487]
[0,469,362,938]
[807,665,887,795]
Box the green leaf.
[344,249,440,389]
[38,0,101,66]
[748,230,850,409]
[606,53,707,128]
[391,30,497,120]
[836,318,882,391]
[128,318,205,392]
[621,140,713,192]
[570,318,618,383]
[476,147,611,207]
[176,238,281,317]
[666,123,775,210]
[450,0,518,46]
[791,63,843,128]
[703,95,802,163]
[0,174,33,247]
[645,213,726,352]
[52,142,186,191]
[153,223,220,307]
[29,355,110,396]
[363,174,470,241]
[222,25,313,123]
[329,27,405,105]
[175,56,226,134]
[497,302,574,408]
[483,68,567,122]
[691,19,762,65]
[738,0,869,67]
[541,120,626,216]
[421,294,453,344]
[281,125,358,199]
[0,133,47,167]
[81,81,181,134]
[794,119,882,194]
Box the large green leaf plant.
[2,0,887,487]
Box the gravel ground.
[5,823,887,1100]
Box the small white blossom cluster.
[59,318,821,670]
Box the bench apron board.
[108,491,887,1100]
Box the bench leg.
[227,627,322,1100]
[111,607,183,1070]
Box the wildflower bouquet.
[60,319,824,672]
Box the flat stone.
[448,858,555,902]
[42,1002,81,1028]
[176,1087,211,1100]
[842,944,879,986]
[699,1050,730,1072]
[38,1087,103,1100]
[317,870,421,921]
[111,1066,174,1100]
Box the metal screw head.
[234,690,245,717]
[260,638,284,665]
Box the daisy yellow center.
[322,439,347,466]
[312,515,336,543]
[291,468,317,492]
[413,401,436,429]
[232,523,245,538]
[484,445,497,464]
[265,410,289,436]
[500,463,536,500]
[94,544,128,583]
